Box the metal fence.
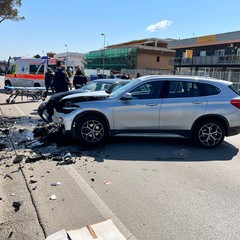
[175,70,240,90]
[121,69,240,90]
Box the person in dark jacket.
[73,66,88,89]
[44,67,55,97]
[53,66,71,93]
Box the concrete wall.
[137,53,174,70]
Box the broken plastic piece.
[29,180,37,184]
[12,201,23,212]
[25,154,43,163]
[51,181,61,186]
[56,152,75,165]
[4,173,13,180]
[103,180,111,185]
[0,128,10,134]
[13,154,25,164]
[62,152,71,161]
[50,195,57,200]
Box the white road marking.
[13,104,26,116]
[64,165,138,240]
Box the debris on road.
[25,154,43,163]
[103,180,111,185]
[51,181,61,186]
[12,201,23,212]
[29,179,37,184]
[7,231,13,239]
[4,173,13,180]
[56,151,76,165]
[0,143,7,151]
[62,152,71,161]
[32,123,63,145]
[50,195,57,200]
[13,154,25,164]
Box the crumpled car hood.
[61,90,110,102]
[50,89,86,102]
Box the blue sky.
[1,0,240,61]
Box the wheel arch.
[191,114,229,137]
[34,82,41,87]
[5,79,12,86]
[72,111,110,137]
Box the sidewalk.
[0,90,46,240]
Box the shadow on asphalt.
[1,121,238,164]
[91,136,239,163]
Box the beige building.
[84,38,176,75]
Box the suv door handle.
[146,103,158,106]
[192,101,204,104]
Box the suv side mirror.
[121,93,132,100]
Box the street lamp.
[65,44,68,64]
[101,33,105,75]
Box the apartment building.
[168,30,240,78]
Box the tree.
[34,54,41,58]
[0,0,25,23]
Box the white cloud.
[146,20,172,32]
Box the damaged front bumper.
[38,102,52,123]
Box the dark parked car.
[38,78,130,122]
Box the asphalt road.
[1,76,240,240]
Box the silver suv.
[52,75,240,148]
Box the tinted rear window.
[229,84,240,96]
[199,83,221,96]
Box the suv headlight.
[57,100,80,113]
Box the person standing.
[121,72,128,79]
[109,71,115,79]
[73,66,88,89]
[53,66,71,93]
[44,67,55,97]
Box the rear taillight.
[231,99,240,109]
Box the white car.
[52,75,240,148]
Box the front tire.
[193,119,225,148]
[76,115,108,147]
[5,80,12,86]
[34,83,41,87]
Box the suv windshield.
[109,79,141,98]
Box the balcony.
[170,55,240,66]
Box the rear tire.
[76,115,108,147]
[5,80,12,86]
[193,119,225,148]
[34,83,41,87]
[5,80,12,94]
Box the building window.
[200,51,206,57]
[215,49,225,56]
[156,56,160,62]
[237,48,240,56]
